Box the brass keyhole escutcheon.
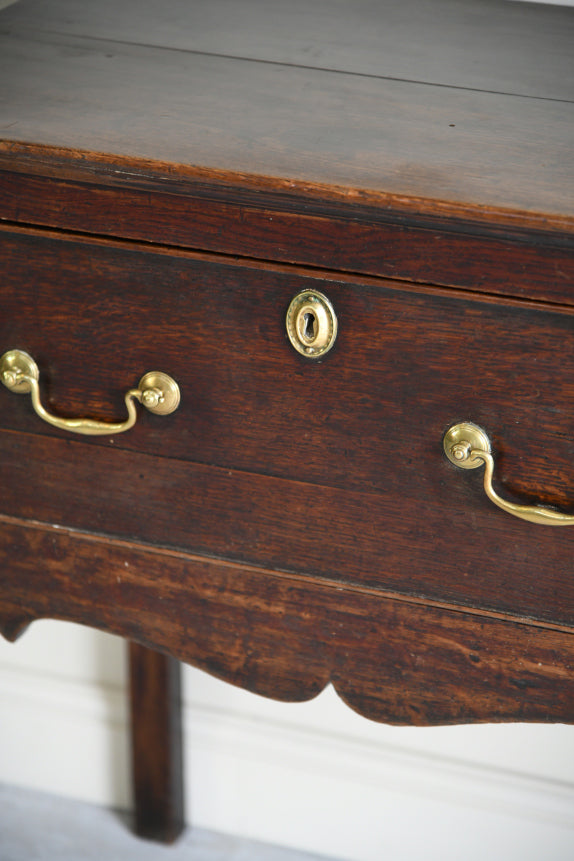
[286,290,338,358]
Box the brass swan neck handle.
[444,422,574,526]
[1,349,180,436]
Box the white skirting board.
[1,621,574,861]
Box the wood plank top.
[1,0,573,226]
[3,0,573,100]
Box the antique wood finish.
[1,225,574,626]
[5,0,573,101]
[129,642,185,843]
[1,34,571,219]
[0,1,574,837]
[1,516,573,727]
[1,160,573,306]
[0,2,573,226]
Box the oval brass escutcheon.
[286,290,338,358]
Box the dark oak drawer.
[1,226,574,631]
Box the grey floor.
[0,783,334,861]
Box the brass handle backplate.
[444,421,574,526]
[1,349,180,436]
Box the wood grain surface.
[3,0,573,101]
[1,517,573,726]
[1,167,572,305]
[1,228,574,626]
[1,0,573,729]
[129,643,185,843]
[0,0,572,222]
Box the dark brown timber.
[1,0,573,841]
[128,642,185,843]
[1,516,573,727]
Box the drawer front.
[1,227,574,627]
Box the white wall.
[1,620,574,860]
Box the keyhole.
[286,289,337,358]
[303,312,316,342]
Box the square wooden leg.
[128,641,185,843]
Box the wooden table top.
[1,0,573,230]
